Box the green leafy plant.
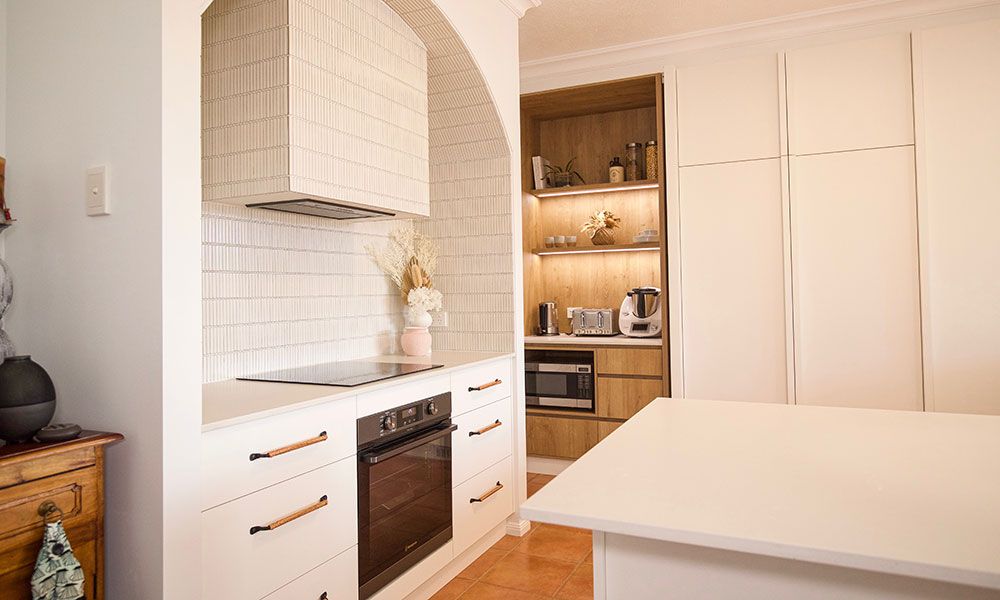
[545,158,585,187]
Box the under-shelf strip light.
[535,246,659,256]
[534,182,659,197]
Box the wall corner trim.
[500,0,541,19]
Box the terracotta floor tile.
[545,523,592,536]
[459,582,548,600]
[430,577,475,600]
[491,534,522,552]
[555,563,595,600]
[458,548,508,580]
[532,474,556,486]
[527,482,545,497]
[583,551,593,564]
[515,524,593,563]
[480,551,577,596]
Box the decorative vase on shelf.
[401,309,433,357]
[591,228,616,246]
[0,355,56,443]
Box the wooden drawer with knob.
[202,455,357,600]
[451,359,513,416]
[0,431,121,600]
[202,396,357,510]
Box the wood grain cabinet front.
[527,415,600,459]
[595,348,662,377]
[0,432,121,600]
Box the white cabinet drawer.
[263,546,358,600]
[452,396,512,486]
[451,359,513,416]
[203,457,358,600]
[202,397,356,510]
[453,457,514,556]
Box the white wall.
[0,0,6,157]
[5,1,202,598]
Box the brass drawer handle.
[468,379,501,392]
[470,482,503,503]
[469,420,502,437]
[249,495,328,535]
[249,431,328,461]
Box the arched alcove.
[201,0,514,382]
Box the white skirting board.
[526,455,574,476]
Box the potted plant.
[367,225,442,356]
[545,158,585,188]
[581,210,622,245]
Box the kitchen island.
[520,398,1000,599]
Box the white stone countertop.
[202,351,513,432]
[524,334,662,347]
[520,397,1000,590]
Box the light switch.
[86,166,109,216]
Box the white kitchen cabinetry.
[916,19,1000,416]
[786,33,914,155]
[202,457,358,600]
[263,548,358,600]
[678,159,789,404]
[202,397,356,510]
[790,146,923,410]
[201,355,516,600]
[676,55,782,165]
[453,456,514,556]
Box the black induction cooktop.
[238,360,443,387]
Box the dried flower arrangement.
[581,210,622,245]
[367,224,443,322]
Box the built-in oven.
[525,349,595,411]
[357,393,456,599]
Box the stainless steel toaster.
[571,308,620,336]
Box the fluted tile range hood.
[201,0,430,219]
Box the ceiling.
[519,0,870,62]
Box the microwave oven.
[525,349,594,411]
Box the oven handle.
[360,423,458,464]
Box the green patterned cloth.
[30,521,85,600]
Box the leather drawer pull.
[38,501,64,524]
[319,594,328,600]
[469,420,502,437]
[249,495,328,535]
[249,431,327,461]
[468,379,501,392]
[470,482,503,503]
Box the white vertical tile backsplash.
[202,0,514,383]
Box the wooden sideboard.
[0,431,123,600]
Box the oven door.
[358,421,457,599]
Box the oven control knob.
[425,401,438,416]
[381,414,397,432]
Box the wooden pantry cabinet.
[527,345,663,459]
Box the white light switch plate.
[431,311,448,327]
[86,166,109,216]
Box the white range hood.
[201,0,430,219]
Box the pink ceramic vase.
[400,326,432,357]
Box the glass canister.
[625,142,643,181]
[645,140,658,181]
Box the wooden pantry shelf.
[532,242,660,256]
[530,179,659,198]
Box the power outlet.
[430,311,448,328]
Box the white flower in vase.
[406,287,442,328]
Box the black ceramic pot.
[0,355,56,443]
